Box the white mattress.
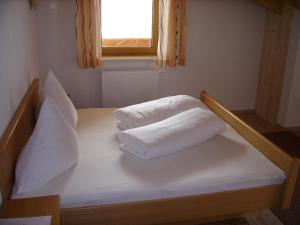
[12,108,286,208]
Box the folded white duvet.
[114,95,205,130]
[118,108,226,160]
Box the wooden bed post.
[281,158,300,209]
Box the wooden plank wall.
[296,0,300,9]
[255,0,284,14]
[255,2,294,125]
[255,0,300,12]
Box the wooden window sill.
[102,56,158,71]
[103,56,156,61]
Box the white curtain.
[157,0,186,67]
[75,0,102,69]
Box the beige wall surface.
[36,0,101,108]
[159,0,266,110]
[36,0,266,110]
[0,0,40,137]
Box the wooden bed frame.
[0,79,299,225]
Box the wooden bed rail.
[0,79,40,201]
[200,91,300,209]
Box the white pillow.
[42,70,78,128]
[14,97,79,194]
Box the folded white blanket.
[118,108,226,160]
[114,95,206,130]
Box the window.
[101,0,158,56]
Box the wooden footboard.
[200,91,300,209]
[61,185,283,225]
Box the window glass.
[102,0,153,48]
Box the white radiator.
[102,70,160,107]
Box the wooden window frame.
[102,0,159,57]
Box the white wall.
[159,0,265,110]
[36,0,101,108]
[37,0,266,110]
[278,9,300,127]
[0,0,40,137]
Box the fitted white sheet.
[12,108,286,208]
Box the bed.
[0,79,299,225]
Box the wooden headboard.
[0,79,39,201]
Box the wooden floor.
[233,111,300,137]
[294,130,300,138]
[234,111,300,225]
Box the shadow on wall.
[36,0,101,108]
[0,0,40,137]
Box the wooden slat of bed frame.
[61,185,282,225]
[200,91,300,209]
[0,79,39,201]
[201,91,293,174]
